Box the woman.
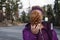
[23,6,58,40]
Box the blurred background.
[0,0,60,40]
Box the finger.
[31,25,36,28]
[36,25,40,29]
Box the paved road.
[0,24,25,40]
[0,24,60,40]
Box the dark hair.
[31,6,44,14]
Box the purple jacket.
[23,22,58,40]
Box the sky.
[19,0,55,16]
[21,0,55,9]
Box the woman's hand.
[31,24,40,34]
[31,24,44,34]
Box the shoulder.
[42,21,51,29]
[42,21,51,26]
[23,23,31,34]
[52,29,57,36]
[52,29,58,40]
[23,26,31,38]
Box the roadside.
[0,21,27,27]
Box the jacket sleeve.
[52,29,58,40]
[23,29,30,40]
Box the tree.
[42,6,47,20]
[54,0,60,26]
[0,0,6,22]
[47,5,55,24]
[26,13,30,23]
[5,0,22,23]
[5,3,11,20]
[10,0,23,21]
[21,11,27,23]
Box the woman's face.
[30,10,43,24]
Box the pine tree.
[47,5,55,23]
[54,0,60,26]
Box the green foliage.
[1,0,6,2]
[20,11,30,23]
[47,5,55,23]
[47,5,53,15]
[24,13,30,23]
[54,0,60,26]
[5,0,20,20]
[21,11,26,23]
